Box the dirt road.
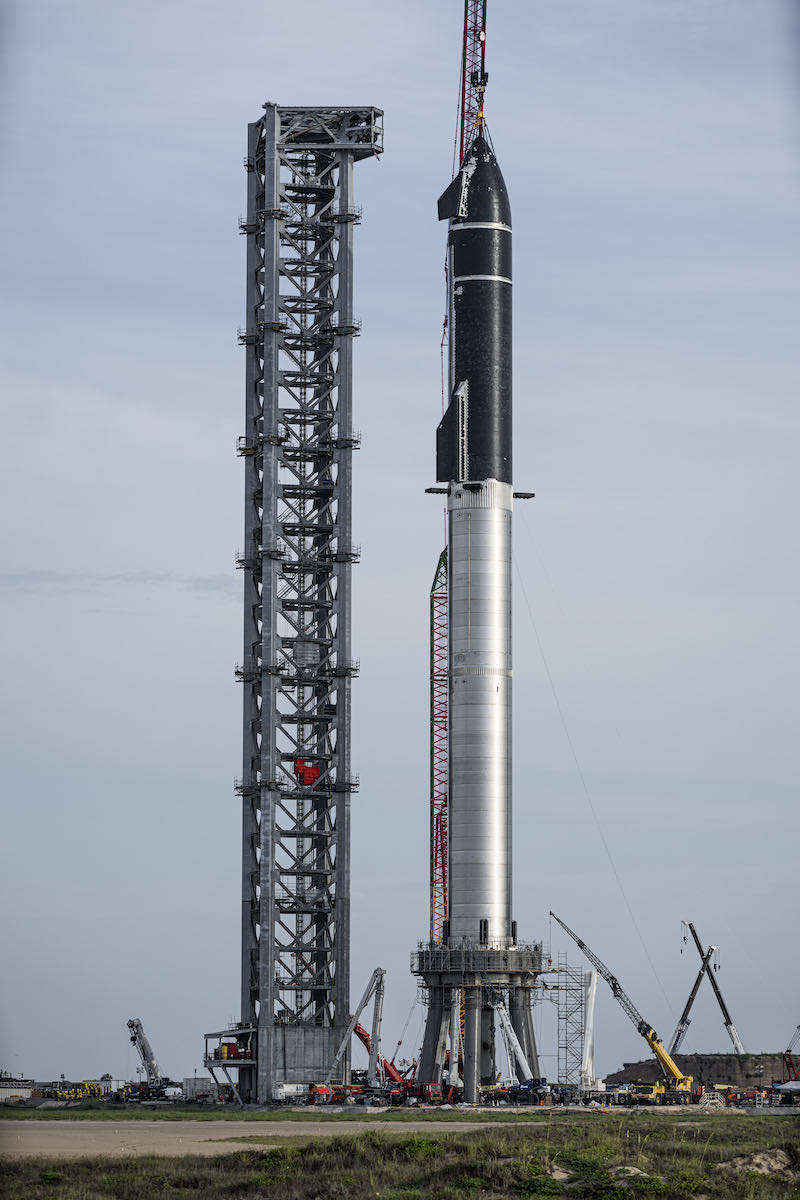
[0,1117,529,1159]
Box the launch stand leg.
[510,981,540,1078]
[463,986,481,1103]
[417,984,451,1086]
[481,1005,497,1085]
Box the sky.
[1,0,798,1087]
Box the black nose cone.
[437,135,511,227]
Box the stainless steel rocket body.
[436,136,514,950]
[447,480,513,946]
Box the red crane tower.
[429,548,448,942]
[459,1,488,162]
[428,3,490,945]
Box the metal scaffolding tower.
[206,105,382,1105]
[557,953,585,1087]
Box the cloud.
[0,569,238,596]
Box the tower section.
[219,105,382,1105]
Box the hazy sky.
[1,0,798,1086]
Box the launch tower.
[206,104,382,1105]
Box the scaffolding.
[221,104,382,1104]
[557,953,585,1087]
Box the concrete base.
[231,1026,346,1104]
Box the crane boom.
[353,1023,404,1085]
[325,968,386,1088]
[782,1024,800,1082]
[459,1,488,162]
[685,922,745,1055]
[549,913,648,1034]
[550,913,692,1091]
[669,944,714,1054]
[127,1017,163,1087]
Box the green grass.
[2,1112,799,1198]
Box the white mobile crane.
[669,921,745,1055]
[324,968,387,1090]
[550,913,693,1104]
[127,1018,183,1100]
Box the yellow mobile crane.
[550,913,693,1104]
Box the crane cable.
[514,545,675,1022]
[390,996,418,1066]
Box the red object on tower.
[459,0,488,162]
[429,548,448,944]
[293,758,320,786]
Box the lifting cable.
[515,539,675,1022]
[390,996,418,1066]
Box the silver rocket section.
[447,479,513,947]
[437,135,514,950]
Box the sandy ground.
[0,1118,526,1159]
[2,1107,793,1159]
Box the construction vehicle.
[126,1017,183,1101]
[54,1081,102,1102]
[323,968,387,1091]
[781,1025,799,1083]
[317,970,422,1105]
[550,912,693,1104]
[353,1021,406,1086]
[669,921,745,1055]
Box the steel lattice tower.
[209,105,382,1105]
[429,548,448,943]
[557,954,585,1087]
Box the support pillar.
[510,981,540,1080]
[481,1005,495,1085]
[463,985,481,1104]
[418,984,450,1086]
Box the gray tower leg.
[510,982,540,1080]
[418,985,450,1086]
[463,986,482,1103]
[481,1005,495,1085]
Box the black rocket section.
[436,135,512,485]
